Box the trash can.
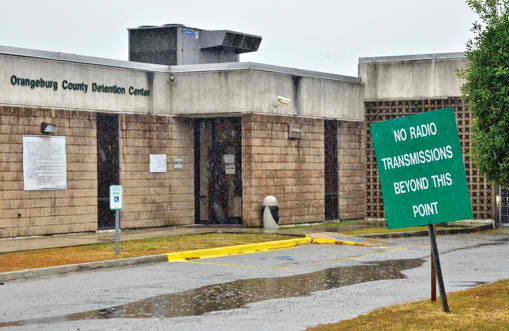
[263,195,279,232]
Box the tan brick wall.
[119,115,194,229]
[242,114,325,227]
[338,121,366,220]
[0,106,97,238]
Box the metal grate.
[365,97,494,219]
[500,187,509,224]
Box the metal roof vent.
[200,30,261,54]
[128,24,262,65]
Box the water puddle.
[0,258,424,328]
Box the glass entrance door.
[195,118,242,224]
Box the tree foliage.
[461,0,509,184]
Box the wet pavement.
[1,232,508,330]
[0,258,424,328]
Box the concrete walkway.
[0,226,267,254]
[0,220,497,254]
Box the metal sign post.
[428,224,449,312]
[370,107,473,313]
[431,225,437,302]
[109,185,123,256]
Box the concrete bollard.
[263,195,279,232]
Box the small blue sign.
[110,185,123,210]
[183,29,194,36]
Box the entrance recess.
[195,118,242,224]
[324,120,339,220]
[97,113,120,229]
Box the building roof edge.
[359,52,466,64]
[170,62,362,83]
[0,45,171,72]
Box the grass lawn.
[0,233,291,273]
[308,279,509,330]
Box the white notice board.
[223,154,235,164]
[23,135,67,190]
[225,164,236,175]
[149,154,167,173]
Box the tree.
[461,0,509,184]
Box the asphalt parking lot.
[1,231,509,330]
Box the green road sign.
[371,107,473,229]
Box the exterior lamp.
[41,122,56,134]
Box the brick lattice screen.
[365,97,495,219]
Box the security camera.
[277,96,292,105]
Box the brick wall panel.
[119,115,194,229]
[0,107,97,237]
[338,121,367,220]
[242,114,325,227]
[0,107,197,238]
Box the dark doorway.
[500,186,509,226]
[195,118,242,225]
[96,113,120,230]
[324,120,339,220]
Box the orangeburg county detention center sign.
[371,107,473,229]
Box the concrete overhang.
[0,44,364,121]
[168,62,364,121]
[359,52,468,100]
[359,52,465,64]
[169,62,361,83]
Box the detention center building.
[0,24,500,238]
[0,24,365,238]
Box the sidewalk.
[0,220,497,254]
[0,221,496,283]
[0,226,268,254]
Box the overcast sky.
[1,0,476,76]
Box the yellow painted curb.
[166,236,312,262]
[338,240,373,247]
[311,237,373,247]
[311,237,337,245]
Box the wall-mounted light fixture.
[41,122,56,134]
[288,124,302,139]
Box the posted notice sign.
[371,107,472,229]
